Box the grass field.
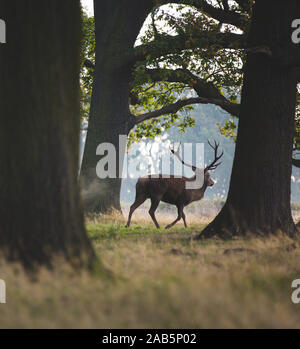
[0,212,300,328]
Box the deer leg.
[126,196,146,227]
[165,205,183,229]
[182,211,187,228]
[149,199,161,229]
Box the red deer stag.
[126,141,223,229]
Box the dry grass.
[0,213,300,328]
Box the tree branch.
[245,45,272,56]
[234,0,252,11]
[187,0,247,29]
[292,158,300,168]
[221,0,229,12]
[144,68,240,116]
[131,31,245,65]
[133,96,239,125]
[83,59,95,69]
[151,0,250,28]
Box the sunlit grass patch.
[87,222,206,241]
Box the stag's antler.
[170,142,196,171]
[205,140,224,172]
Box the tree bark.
[199,0,300,239]
[80,0,153,213]
[0,0,96,268]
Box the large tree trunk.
[0,0,96,268]
[200,0,300,239]
[80,0,153,213]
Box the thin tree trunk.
[80,0,153,213]
[199,0,299,239]
[0,0,96,268]
[80,65,129,213]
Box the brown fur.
[126,172,214,229]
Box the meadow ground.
[1,210,300,328]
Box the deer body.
[138,175,208,206]
[126,141,223,229]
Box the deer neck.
[189,181,208,202]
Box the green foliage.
[81,12,95,122]
[129,79,195,140]
[294,85,300,152]
[80,4,245,141]
[130,3,244,140]
[217,118,237,142]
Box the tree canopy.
[81,1,300,156]
[81,2,243,139]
